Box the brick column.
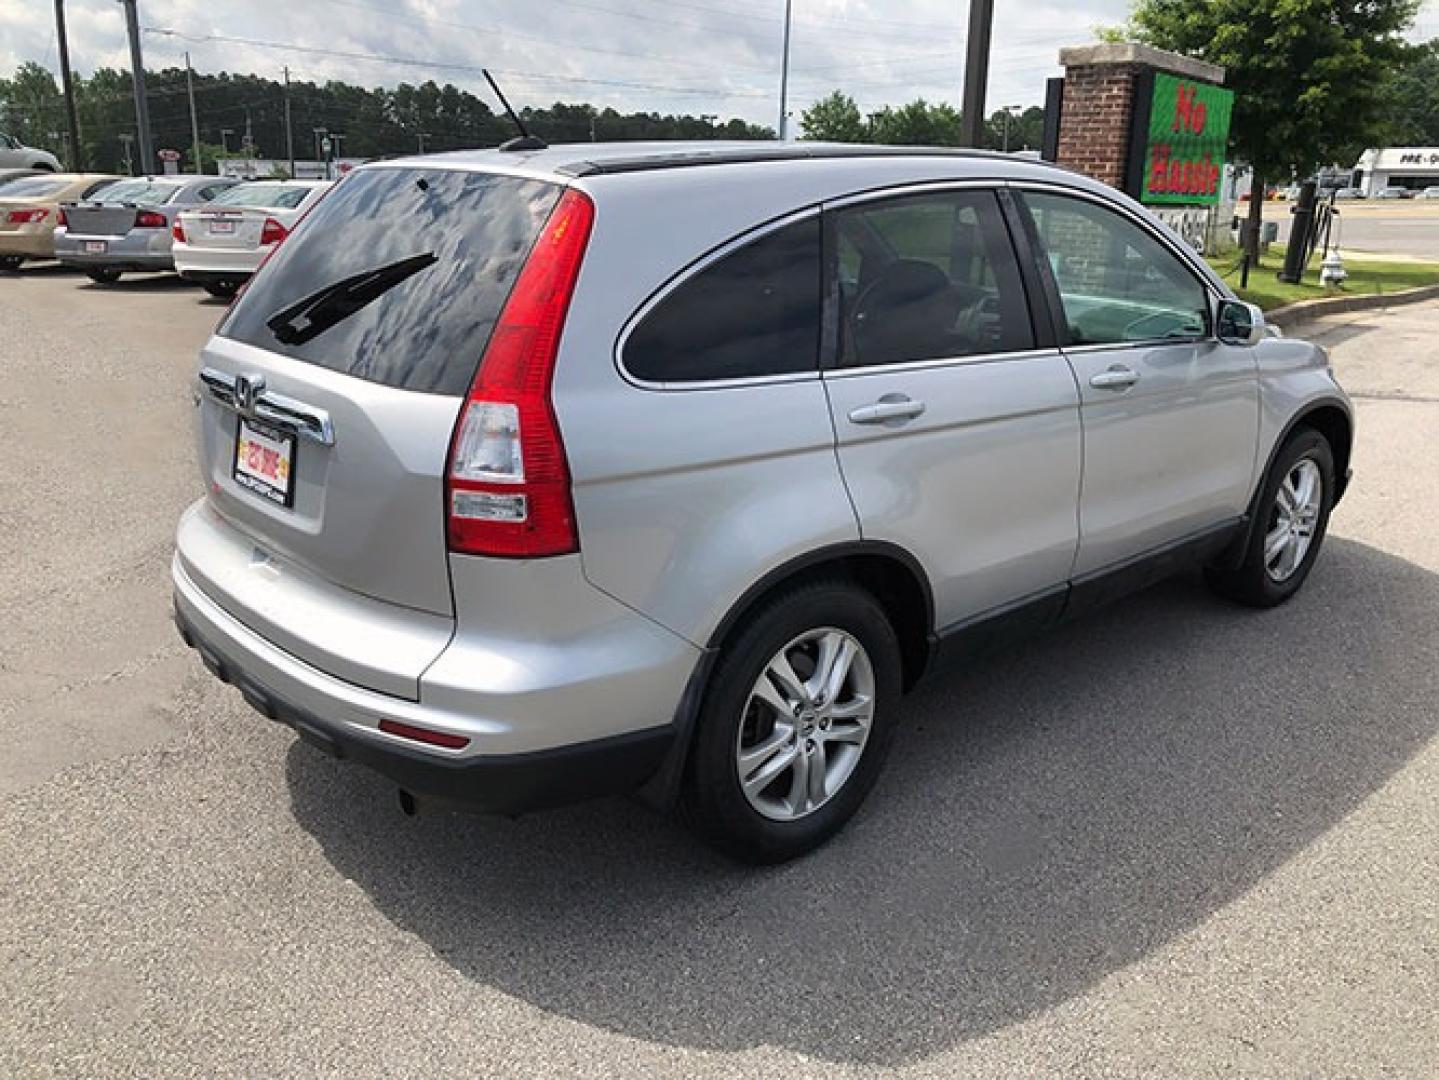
[1054,43,1225,193]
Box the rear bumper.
[174,594,673,811]
[0,232,52,258]
[174,241,263,278]
[55,229,174,271]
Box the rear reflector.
[445,188,594,558]
[377,719,470,750]
[5,208,47,224]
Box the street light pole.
[777,0,793,140]
[120,0,154,171]
[959,0,994,148]
[185,52,202,174]
[53,0,83,170]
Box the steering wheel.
[851,260,954,361]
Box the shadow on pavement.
[78,272,195,293]
[285,537,1438,1065]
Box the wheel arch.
[639,541,936,809]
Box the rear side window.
[832,189,1033,368]
[624,217,821,383]
[221,168,561,396]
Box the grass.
[1206,247,1439,311]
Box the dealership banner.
[1125,71,1234,206]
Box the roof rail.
[555,143,1028,178]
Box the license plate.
[233,417,297,508]
[84,240,106,253]
[208,219,236,234]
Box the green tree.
[1119,0,1419,260]
[868,100,962,146]
[1377,39,1439,145]
[800,91,865,142]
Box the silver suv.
[173,143,1353,863]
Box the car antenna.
[483,70,547,152]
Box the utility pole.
[283,67,295,177]
[120,0,154,171]
[777,0,793,140]
[53,1,83,170]
[119,132,135,176]
[959,0,994,148]
[417,131,428,154]
[185,52,202,174]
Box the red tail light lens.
[56,207,68,229]
[134,210,167,229]
[445,188,594,558]
[378,719,470,750]
[6,208,48,224]
[259,217,288,246]
[171,219,186,243]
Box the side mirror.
[1216,299,1267,346]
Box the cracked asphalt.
[1,266,1435,1077]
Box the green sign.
[1138,72,1233,206]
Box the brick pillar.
[1054,43,1226,193]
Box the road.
[1,266,1435,1078]
[1266,198,1439,260]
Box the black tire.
[682,580,903,864]
[1206,428,1335,607]
[203,279,240,298]
[86,268,122,285]
[0,255,22,272]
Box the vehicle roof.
[374,140,1070,181]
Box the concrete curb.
[1266,281,1439,331]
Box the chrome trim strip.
[823,346,1065,379]
[197,367,335,446]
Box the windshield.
[89,179,180,206]
[210,183,317,210]
[221,168,561,395]
[0,176,70,201]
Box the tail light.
[134,210,167,228]
[445,188,594,558]
[56,207,68,229]
[171,219,186,243]
[6,208,48,224]
[259,217,288,246]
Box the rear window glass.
[221,168,561,395]
[623,217,822,383]
[90,179,180,205]
[0,176,69,200]
[211,183,314,209]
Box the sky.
[3,0,1439,130]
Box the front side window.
[1022,191,1209,346]
[831,189,1033,368]
[624,216,821,383]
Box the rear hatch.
[190,165,563,689]
[65,177,178,236]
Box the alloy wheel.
[1265,457,1323,582]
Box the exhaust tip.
[397,789,418,817]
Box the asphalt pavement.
[1,266,1435,1078]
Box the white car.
[0,131,60,172]
[1419,186,1439,200]
[173,179,332,296]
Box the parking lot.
[1,265,1436,1077]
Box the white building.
[1353,148,1439,196]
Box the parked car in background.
[1374,186,1411,200]
[0,168,45,192]
[1419,186,1439,200]
[0,173,119,270]
[173,143,1354,862]
[173,179,332,297]
[1333,187,1365,200]
[0,132,60,172]
[54,175,239,283]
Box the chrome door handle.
[1089,365,1140,391]
[848,396,926,425]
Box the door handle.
[1089,365,1140,391]
[848,396,926,425]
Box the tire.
[682,580,903,864]
[0,255,22,272]
[203,280,239,298]
[86,268,122,285]
[1206,428,1335,607]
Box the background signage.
[1126,71,1234,206]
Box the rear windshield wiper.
[266,252,438,346]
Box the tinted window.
[833,189,1033,367]
[0,176,68,200]
[1022,192,1209,345]
[221,168,560,395]
[90,179,181,205]
[211,183,315,209]
[625,217,821,383]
